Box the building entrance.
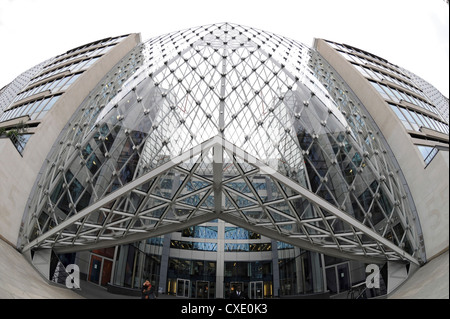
[325,262,351,294]
[249,281,263,299]
[177,278,190,298]
[196,281,210,299]
[88,253,113,287]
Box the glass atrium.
[18,23,424,298]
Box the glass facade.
[0,35,130,154]
[17,23,429,298]
[326,40,449,158]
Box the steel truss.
[22,135,419,265]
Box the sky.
[0,0,448,97]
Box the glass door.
[250,281,263,299]
[337,264,350,292]
[325,266,338,294]
[196,281,209,299]
[177,279,190,298]
[88,254,113,287]
[88,256,102,284]
[325,262,351,294]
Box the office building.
[1,23,447,298]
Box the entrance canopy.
[19,23,421,266]
[22,135,418,265]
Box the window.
[401,108,420,131]
[389,104,413,131]
[410,111,425,128]
[370,81,390,100]
[417,145,438,165]
[60,73,81,91]
[33,95,60,120]
[416,112,431,128]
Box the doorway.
[249,281,263,299]
[88,254,113,287]
[196,281,209,299]
[177,278,190,298]
[325,262,351,294]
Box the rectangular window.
[383,85,400,102]
[370,81,390,100]
[15,104,27,117]
[401,108,420,131]
[53,77,71,92]
[81,57,99,70]
[48,79,59,91]
[390,88,403,101]
[30,100,48,120]
[21,102,35,117]
[9,107,20,119]
[389,104,413,131]
[410,111,425,128]
[60,73,81,91]
[416,112,431,128]
[26,99,43,116]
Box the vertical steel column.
[271,239,280,297]
[216,220,225,298]
[158,233,172,294]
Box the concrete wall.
[315,39,449,261]
[0,33,141,248]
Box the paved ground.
[389,250,449,299]
[0,238,82,299]
[0,238,448,299]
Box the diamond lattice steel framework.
[19,23,422,265]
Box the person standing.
[230,286,246,299]
[141,280,152,299]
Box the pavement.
[389,249,449,299]
[0,238,82,299]
[0,238,448,299]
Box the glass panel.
[325,267,338,294]
[370,81,390,100]
[401,108,420,131]
[88,255,102,285]
[337,264,350,292]
[409,111,424,128]
[417,145,435,162]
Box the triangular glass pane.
[135,178,156,193]
[177,189,210,207]
[222,156,240,178]
[78,225,100,238]
[242,209,269,223]
[227,191,257,208]
[303,218,329,235]
[262,177,285,203]
[224,178,255,197]
[178,154,202,171]
[267,209,294,223]
[200,193,215,209]
[86,210,107,225]
[151,170,178,199]
[290,198,317,219]
[135,217,158,229]
[184,178,211,192]
[169,207,193,220]
[268,202,295,220]
[140,206,166,219]
[328,218,353,234]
